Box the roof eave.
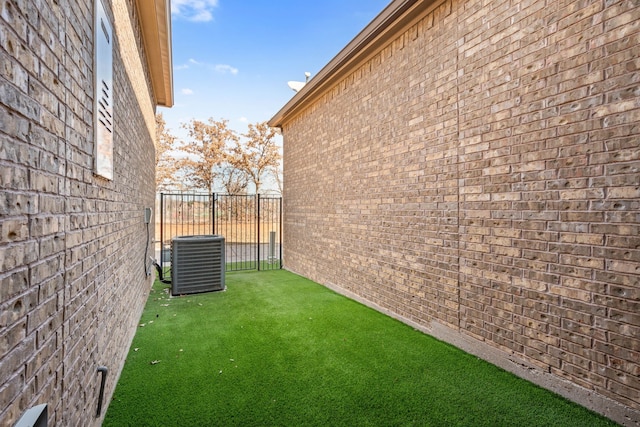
[268,0,438,129]
[136,0,174,107]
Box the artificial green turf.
[103,270,617,427]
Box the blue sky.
[160,0,391,137]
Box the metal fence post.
[279,196,283,269]
[211,192,216,235]
[257,194,261,271]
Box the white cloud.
[174,64,189,71]
[238,117,248,123]
[214,64,239,75]
[177,58,239,76]
[172,0,218,22]
[181,88,194,95]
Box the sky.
[160,0,391,138]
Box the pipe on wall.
[96,366,108,418]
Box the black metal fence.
[156,193,282,272]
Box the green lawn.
[104,270,616,426]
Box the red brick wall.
[281,0,639,421]
[0,0,156,425]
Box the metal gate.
[156,193,282,272]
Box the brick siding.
[281,0,640,423]
[0,0,156,425]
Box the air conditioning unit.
[171,235,225,295]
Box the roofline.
[136,0,174,107]
[268,0,438,129]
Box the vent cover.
[171,235,225,295]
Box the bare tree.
[219,163,249,195]
[270,164,283,196]
[178,118,237,192]
[155,113,179,191]
[227,121,281,194]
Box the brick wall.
[281,0,639,423]
[0,0,156,425]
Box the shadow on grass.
[104,270,616,427]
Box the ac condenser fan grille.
[171,235,225,295]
